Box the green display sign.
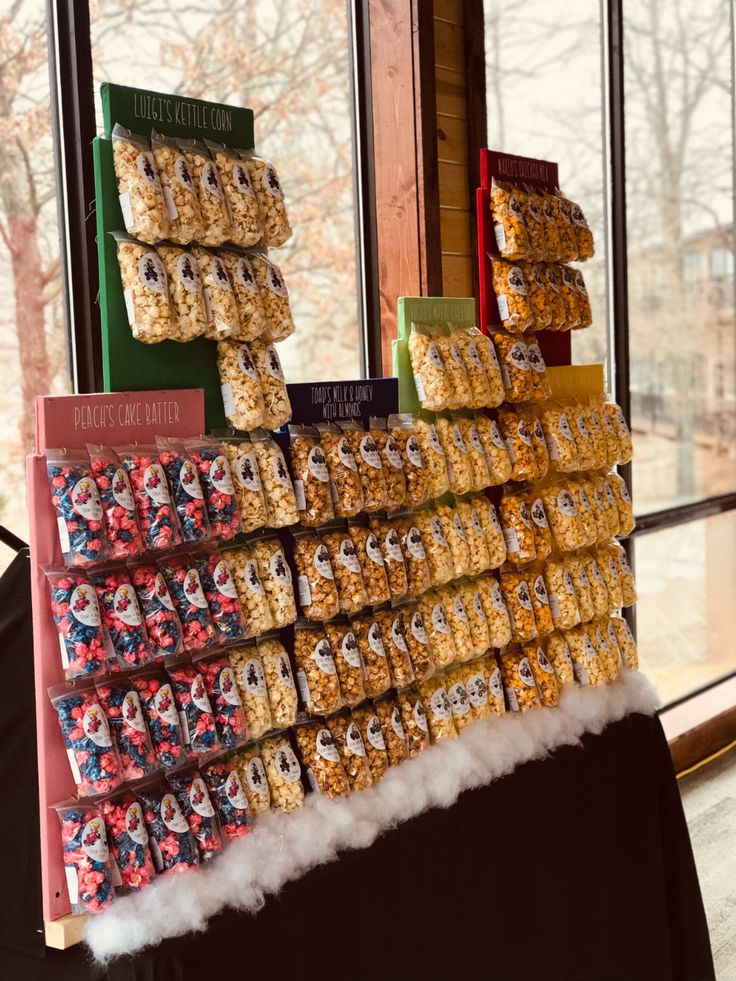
[392,296,477,412]
[100,82,254,145]
[94,83,255,428]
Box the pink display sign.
[28,389,205,922]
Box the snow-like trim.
[86,671,658,962]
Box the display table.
[0,547,714,980]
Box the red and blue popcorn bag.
[130,563,184,660]
[46,569,111,678]
[46,448,108,568]
[98,791,156,894]
[156,437,212,545]
[96,676,158,782]
[136,778,199,876]
[194,652,248,749]
[49,680,123,797]
[193,550,247,645]
[91,566,151,670]
[201,758,251,839]
[167,660,220,754]
[53,802,114,913]
[167,768,223,862]
[186,438,243,541]
[158,553,218,651]
[130,666,187,769]
[116,445,182,552]
[88,444,144,560]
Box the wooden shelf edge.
[45,913,86,950]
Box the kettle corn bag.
[115,233,173,343]
[178,138,231,246]
[150,130,204,244]
[251,253,295,342]
[243,154,292,247]
[112,124,169,243]
[206,141,262,248]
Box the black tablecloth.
[1,549,715,981]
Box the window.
[483,0,610,368]
[89,0,363,383]
[625,0,736,513]
[0,0,70,569]
[711,246,734,281]
[683,250,701,286]
[623,0,736,702]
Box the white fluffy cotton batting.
[86,670,658,962]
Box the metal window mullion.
[606,0,636,636]
[632,491,736,536]
[46,0,100,394]
[347,0,381,379]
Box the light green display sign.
[392,296,477,413]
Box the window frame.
[604,0,736,704]
[47,0,100,394]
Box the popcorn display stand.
[476,150,572,369]
[10,82,714,979]
[93,84,255,427]
[476,150,558,329]
[27,389,205,939]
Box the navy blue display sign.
[286,378,399,425]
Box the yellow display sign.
[546,364,605,399]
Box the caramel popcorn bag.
[490,178,530,260]
[316,421,365,519]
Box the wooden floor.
[679,744,736,979]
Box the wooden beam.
[414,1,444,302]
[368,0,442,375]
[438,160,470,208]
[440,207,473,254]
[463,0,488,308]
[437,115,469,165]
[442,253,475,296]
[434,18,465,69]
[435,0,464,24]
[435,66,467,119]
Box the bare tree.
[625,0,731,496]
[0,0,65,453]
